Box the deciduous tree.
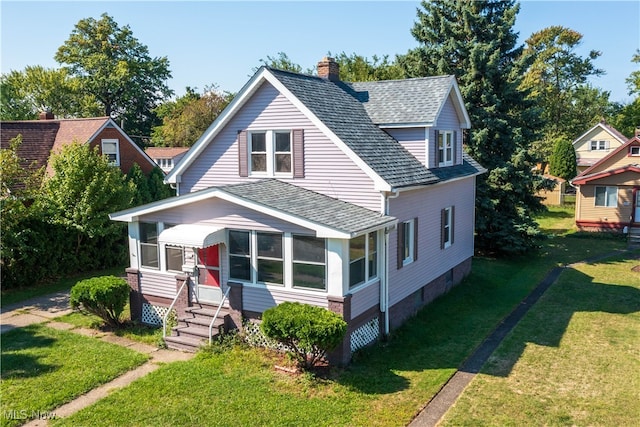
[55,13,172,143]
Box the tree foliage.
[261,302,347,370]
[70,276,130,327]
[255,52,311,74]
[610,51,640,137]
[398,0,551,255]
[548,137,577,181]
[151,85,233,147]
[331,51,405,82]
[520,26,608,162]
[55,13,172,142]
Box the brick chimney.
[317,57,340,81]
[38,110,54,120]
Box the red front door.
[198,245,220,287]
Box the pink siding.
[243,286,328,313]
[350,280,380,319]
[139,270,176,299]
[434,94,464,165]
[387,176,476,306]
[180,82,382,211]
[139,198,313,235]
[386,128,426,165]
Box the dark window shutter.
[238,130,248,177]
[413,217,418,262]
[453,130,457,164]
[397,221,405,270]
[440,208,446,249]
[451,206,455,245]
[292,129,304,178]
[434,129,440,166]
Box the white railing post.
[163,279,188,339]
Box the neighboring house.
[145,146,190,173]
[571,131,640,233]
[572,121,628,174]
[0,114,157,192]
[110,57,486,363]
[537,174,567,206]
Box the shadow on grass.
[1,325,58,379]
[479,262,640,378]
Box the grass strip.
[1,324,149,427]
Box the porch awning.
[158,224,225,248]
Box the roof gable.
[571,164,640,185]
[168,67,481,191]
[572,122,628,147]
[575,136,640,179]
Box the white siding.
[350,281,380,319]
[139,270,176,299]
[387,177,476,307]
[180,82,382,211]
[386,128,426,165]
[243,285,328,313]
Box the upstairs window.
[239,129,304,178]
[441,206,455,249]
[101,139,120,166]
[438,131,455,167]
[630,146,640,156]
[590,140,608,151]
[594,186,617,207]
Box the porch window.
[229,230,251,281]
[349,232,378,289]
[165,246,184,272]
[292,235,326,290]
[257,232,284,285]
[139,222,159,269]
[595,186,617,207]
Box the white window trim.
[101,139,120,166]
[349,231,379,290]
[630,146,640,156]
[438,131,454,167]
[594,186,618,207]
[248,130,293,177]
[402,219,415,266]
[589,140,608,151]
[443,207,453,249]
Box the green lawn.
[50,217,630,426]
[0,324,149,427]
[441,253,640,426]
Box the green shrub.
[70,276,129,328]
[260,302,347,370]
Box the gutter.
[382,189,400,336]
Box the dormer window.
[101,139,120,166]
[438,131,455,167]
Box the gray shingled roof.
[220,179,395,235]
[348,76,455,125]
[267,68,485,189]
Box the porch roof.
[111,179,397,239]
[158,224,225,248]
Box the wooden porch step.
[164,335,204,352]
[184,306,229,320]
[172,324,221,340]
[178,315,226,329]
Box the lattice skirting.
[142,303,171,326]
[350,317,380,352]
[243,321,292,352]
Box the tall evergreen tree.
[548,137,577,181]
[398,0,551,255]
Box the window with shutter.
[238,129,303,177]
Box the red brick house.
[0,114,157,192]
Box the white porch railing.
[209,285,231,345]
[163,279,188,338]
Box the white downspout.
[383,190,400,337]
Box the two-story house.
[110,57,486,363]
[572,121,629,174]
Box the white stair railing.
[163,279,188,339]
[209,286,231,345]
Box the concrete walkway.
[408,249,633,427]
[1,291,195,426]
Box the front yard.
[2,205,637,426]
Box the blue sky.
[1,1,638,103]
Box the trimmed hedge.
[261,302,347,369]
[70,276,129,328]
